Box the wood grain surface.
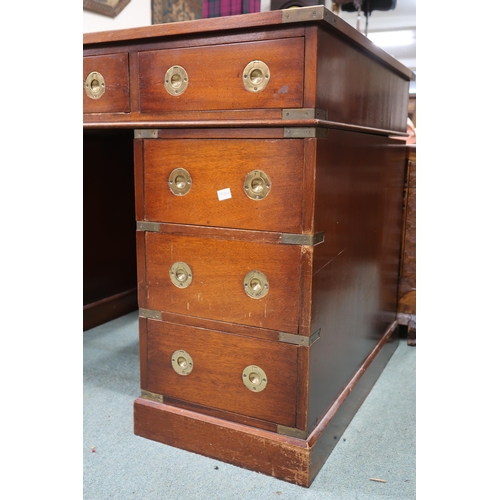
[133,319,399,487]
[306,129,406,431]
[142,232,302,332]
[83,53,130,114]
[143,318,299,426]
[314,26,410,134]
[138,37,304,113]
[83,7,414,82]
[134,397,311,486]
[142,138,306,232]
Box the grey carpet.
[83,311,415,499]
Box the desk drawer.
[138,37,304,113]
[140,232,302,333]
[141,138,305,233]
[83,53,130,114]
[142,318,299,427]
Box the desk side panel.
[314,26,410,134]
[307,130,406,431]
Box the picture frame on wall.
[152,0,203,24]
[83,0,132,18]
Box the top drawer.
[138,37,304,113]
[83,53,130,114]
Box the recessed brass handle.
[85,71,105,99]
[170,262,193,288]
[244,170,271,200]
[169,168,192,196]
[164,65,189,96]
[243,270,269,299]
[172,350,194,376]
[242,365,268,392]
[243,60,270,93]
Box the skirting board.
[83,288,138,331]
[134,321,399,487]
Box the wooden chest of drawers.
[83,6,414,487]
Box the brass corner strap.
[282,108,327,121]
[139,308,161,320]
[279,328,321,347]
[277,425,308,440]
[284,127,328,139]
[134,129,158,139]
[281,6,336,27]
[141,390,163,403]
[137,221,160,232]
[136,222,324,246]
[281,232,325,246]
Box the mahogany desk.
[83,6,414,487]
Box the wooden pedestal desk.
[83,6,414,487]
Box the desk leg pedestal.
[134,323,399,487]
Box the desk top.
[83,6,414,82]
[83,7,414,134]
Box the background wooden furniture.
[83,6,414,486]
[408,93,416,126]
[397,144,416,345]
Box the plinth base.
[134,322,399,487]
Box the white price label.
[217,188,232,201]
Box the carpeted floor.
[83,311,416,500]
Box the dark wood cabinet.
[83,6,414,486]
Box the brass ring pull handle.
[85,71,105,99]
[168,168,192,196]
[242,60,270,93]
[242,365,268,392]
[170,262,193,288]
[244,170,271,200]
[243,270,269,299]
[171,350,194,376]
[164,65,189,96]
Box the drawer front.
[143,232,302,333]
[138,38,304,113]
[144,319,298,426]
[83,53,130,114]
[143,138,305,232]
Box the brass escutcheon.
[244,170,271,200]
[168,168,192,196]
[243,270,269,299]
[242,365,268,392]
[164,65,189,96]
[171,350,194,376]
[85,71,105,99]
[242,60,270,93]
[170,262,193,288]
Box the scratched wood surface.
[141,138,306,233]
[143,318,299,426]
[307,129,406,432]
[142,231,303,333]
[312,26,409,134]
[138,37,304,113]
[83,53,130,114]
